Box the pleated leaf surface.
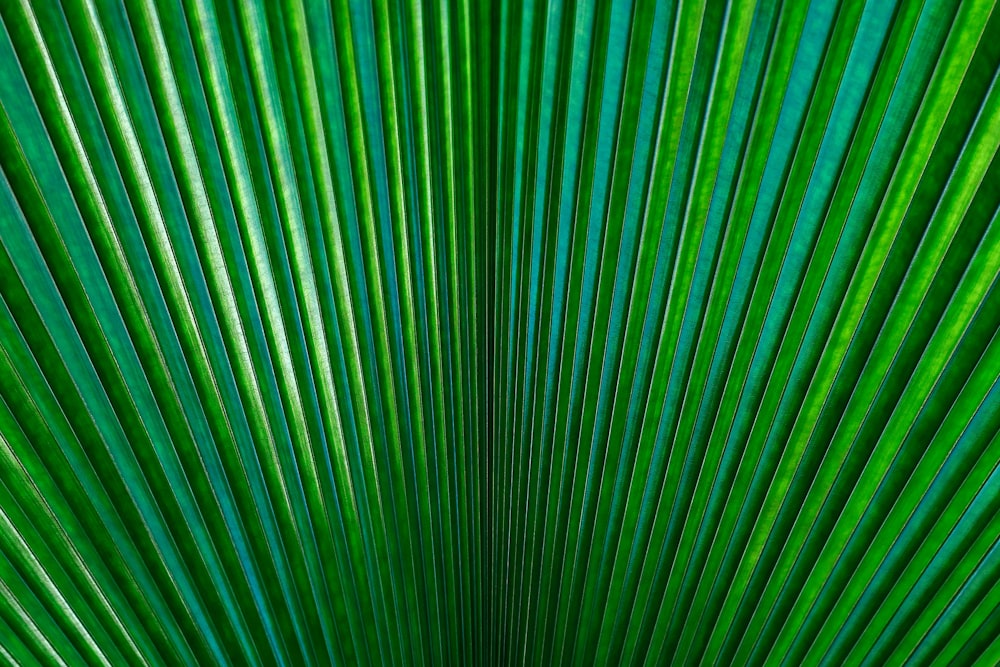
[0,0,998,665]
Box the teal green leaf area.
[1,0,999,664]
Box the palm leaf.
[0,0,998,664]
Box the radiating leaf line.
[1,0,999,665]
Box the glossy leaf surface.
[0,0,998,664]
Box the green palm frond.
[0,0,998,664]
